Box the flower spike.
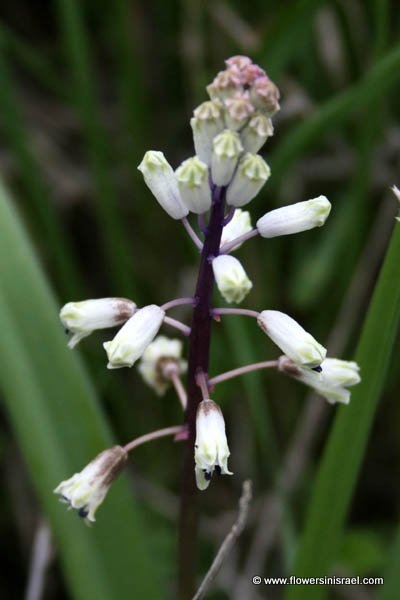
[60,298,137,348]
[104,305,165,369]
[195,399,232,490]
[212,255,253,304]
[257,196,331,238]
[138,151,188,219]
[258,310,326,368]
[54,446,128,524]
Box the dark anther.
[312,365,322,373]
[64,328,70,335]
[78,507,89,519]
[215,465,221,475]
[204,470,212,481]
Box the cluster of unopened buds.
[54,56,361,524]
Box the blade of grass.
[0,179,161,598]
[54,0,138,300]
[256,0,326,79]
[270,43,400,189]
[378,525,400,600]
[0,22,65,97]
[0,39,83,298]
[285,220,400,600]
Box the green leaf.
[286,221,400,600]
[0,179,162,598]
[270,44,400,189]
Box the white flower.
[212,255,253,304]
[257,196,331,238]
[195,399,232,490]
[54,446,127,523]
[60,298,137,349]
[137,335,187,395]
[211,129,243,186]
[103,305,165,369]
[392,185,400,221]
[220,209,252,251]
[226,153,271,207]
[258,310,326,368]
[240,113,273,153]
[191,100,225,165]
[175,156,212,214]
[279,356,361,404]
[138,151,188,219]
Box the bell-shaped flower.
[175,157,212,214]
[240,113,273,153]
[195,399,232,490]
[257,196,331,238]
[250,76,280,116]
[60,298,137,349]
[211,129,243,186]
[54,446,128,524]
[191,100,225,165]
[226,153,271,207]
[137,335,187,396]
[206,68,242,101]
[138,151,188,220]
[103,305,165,369]
[212,255,253,304]
[258,310,326,368]
[279,356,361,404]
[220,209,252,251]
[224,91,255,130]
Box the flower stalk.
[179,185,226,599]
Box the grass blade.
[270,43,400,189]
[0,179,161,598]
[286,220,400,600]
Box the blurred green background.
[0,1,400,599]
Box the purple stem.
[161,297,195,311]
[209,360,279,386]
[197,213,207,234]
[123,425,186,453]
[164,316,191,336]
[219,228,259,254]
[212,307,260,319]
[179,185,226,599]
[182,217,203,250]
[222,205,235,226]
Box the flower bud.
[280,356,361,405]
[212,255,253,304]
[258,310,326,368]
[60,298,137,349]
[137,335,187,396]
[103,305,165,369]
[138,151,188,220]
[191,100,225,165]
[211,130,243,186]
[256,196,331,238]
[220,209,252,251]
[250,76,280,116]
[224,91,255,130]
[225,55,252,70]
[206,68,242,101]
[195,399,232,490]
[226,153,271,208]
[175,157,212,214]
[240,113,273,153]
[54,446,128,523]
